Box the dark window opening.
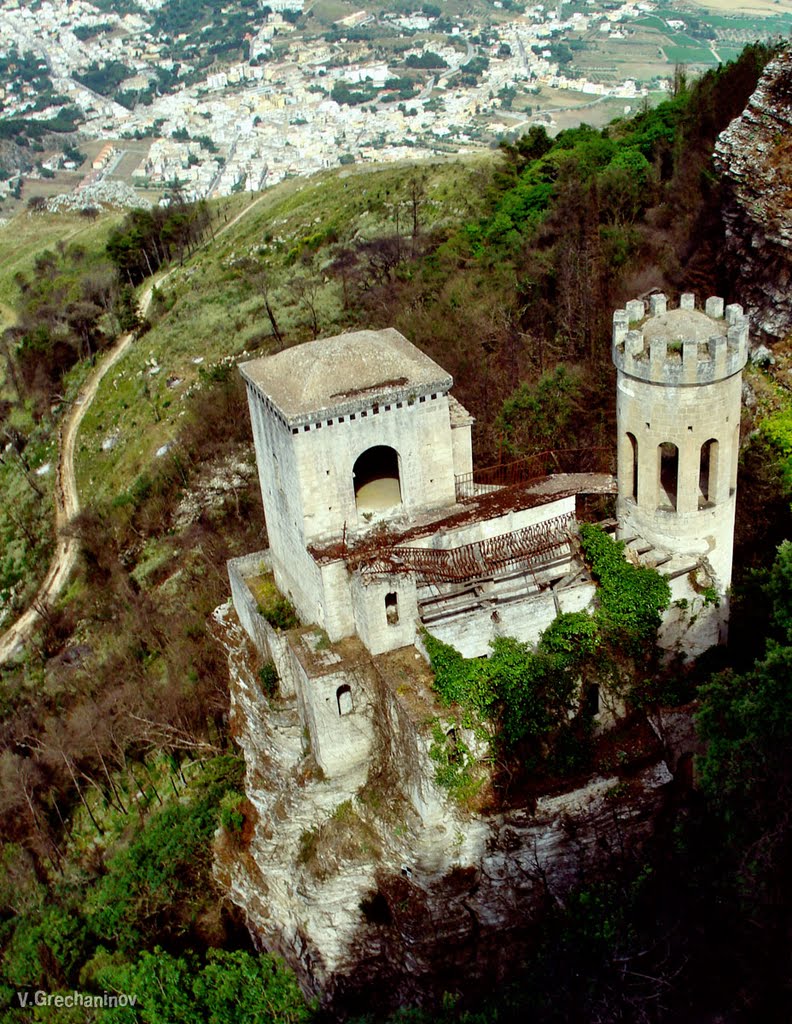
[353,445,402,513]
[699,438,718,507]
[446,727,462,764]
[385,592,399,625]
[584,684,600,718]
[658,442,678,510]
[626,432,638,501]
[337,684,353,716]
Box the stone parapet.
[612,292,748,385]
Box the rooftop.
[239,328,452,424]
[643,308,727,345]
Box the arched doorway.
[353,445,402,513]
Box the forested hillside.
[1,41,791,1022]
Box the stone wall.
[424,579,596,658]
[227,550,298,697]
[287,392,459,544]
[350,573,420,656]
[246,381,327,628]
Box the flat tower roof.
[643,308,727,345]
[240,328,452,425]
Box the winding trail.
[0,193,268,664]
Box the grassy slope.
[75,157,487,503]
[0,210,124,330]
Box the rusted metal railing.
[356,512,575,583]
[454,446,615,500]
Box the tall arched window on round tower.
[353,445,402,513]
[699,438,719,508]
[658,442,678,511]
[626,432,638,501]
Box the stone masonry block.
[626,299,645,323]
[649,293,667,316]
[725,303,744,324]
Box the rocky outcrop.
[213,604,681,1018]
[715,50,792,342]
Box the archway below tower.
[353,445,402,513]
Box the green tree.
[92,948,313,1024]
[496,366,582,458]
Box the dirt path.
[0,193,268,664]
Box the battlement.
[612,292,748,386]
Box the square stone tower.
[239,328,474,633]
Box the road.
[0,192,269,665]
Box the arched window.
[353,445,402,513]
[658,442,678,510]
[699,438,719,507]
[626,432,638,501]
[336,684,353,716]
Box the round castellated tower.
[612,292,748,593]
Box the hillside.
[73,158,488,504]
[0,40,792,1024]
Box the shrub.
[261,595,299,631]
[259,661,279,697]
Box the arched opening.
[353,445,402,513]
[385,592,399,625]
[699,438,719,507]
[626,432,638,501]
[336,684,353,716]
[658,442,678,510]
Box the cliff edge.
[715,49,792,342]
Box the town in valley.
[1,0,789,212]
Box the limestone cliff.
[715,50,792,342]
[213,604,684,1018]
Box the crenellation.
[612,309,629,347]
[612,292,748,385]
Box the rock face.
[213,605,685,1018]
[715,50,792,342]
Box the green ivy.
[422,530,670,766]
[578,523,670,655]
[428,721,482,804]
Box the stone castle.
[227,292,748,779]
